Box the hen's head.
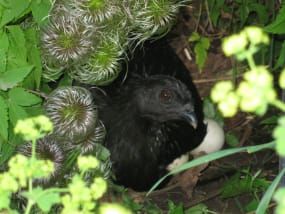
[128,75,198,128]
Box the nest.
[116,2,278,212]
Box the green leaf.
[10,0,30,19]
[203,97,224,126]
[200,37,210,49]
[8,102,28,126]
[273,41,285,71]
[0,191,11,210]
[0,95,8,140]
[208,0,225,26]
[256,168,285,213]
[260,116,278,125]
[31,0,51,26]
[0,0,30,27]
[225,131,239,147]
[185,204,209,214]
[0,30,9,72]
[168,201,184,214]
[37,192,61,212]
[189,32,200,42]
[264,3,285,34]
[24,28,42,90]
[194,43,208,70]
[245,198,259,212]
[238,4,250,27]
[7,25,27,68]
[0,66,34,90]
[221,172,251,198]
[0,127,20,165]
[8,87,42,106]
[248,3,268,24]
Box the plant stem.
[24,200,34,214]
[25,139,37,214]
[246,52,256,71]
[271,99,285,112]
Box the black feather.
[92,39,207,191]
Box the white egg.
[166,118,224,171]
[166,153,189,171]
[190,118,225,155]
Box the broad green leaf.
[0,30,9,72]
[10,0,30,20]
[8,102,28,126]
[37,192,61,212]
[200,37,210,49]
[189,32,200,42]
[24,28,42,90]
[0,8,14,28]
[0,95,8,140]
[0,127,20,165]
[0,66,34,91]
[0,191,11,210]
[7,25,27,68]
[31,0,51,26]
[8,87,42,107]
[264,3,285,34]
[0,0,30,27]
[22,187,43,201]
[194,43,208,70]
[25,104,44,117]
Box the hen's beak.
[180,111,198,129]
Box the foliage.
[189,32,210,70]
[0,115,131,213]
[210,26,285,213]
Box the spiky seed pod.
[66,120,106,154]
[68,33,125,86]
[50,0,74,15]
[43,86,98,142]
[69,0,120,25]
[65,142,113,183]
[42,62,65,82]
[40,14,94,67]
[18,137,65,186]
[130,0,184,42]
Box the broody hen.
[94,39,207,191]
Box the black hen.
[95,39,207,191]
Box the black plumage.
[93,38,207,191]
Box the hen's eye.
[159,89,172,103]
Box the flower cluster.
[211,66,276,117]
[211,27,276,117]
